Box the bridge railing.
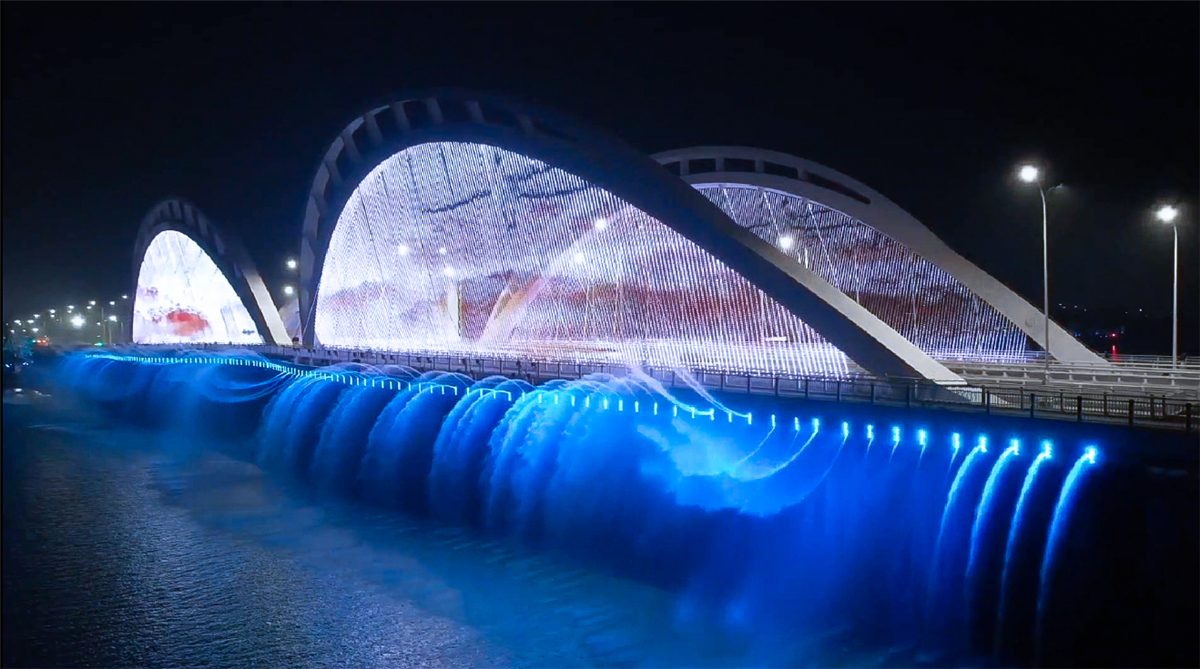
[121,343,1198,433]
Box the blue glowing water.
[48,351,1134,667]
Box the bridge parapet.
[114,343,1197,433]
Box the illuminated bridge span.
[109,343,1195,433]
[128,89,1118,387]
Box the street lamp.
[1018,164,1062,380]
[1157,204,1180,366]
[89,300,96,306]
[71,315,86,329]
[282,285,295,297]
[285,258,298,271]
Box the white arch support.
[652,147,1106,365]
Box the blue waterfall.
[50,350,1194,667]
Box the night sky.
[3,3,1197,347]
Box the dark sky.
[3,3,1197,344]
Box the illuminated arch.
[300,90,963,384]
[131,199,289,345]
[651,147,1105,365]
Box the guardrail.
[190,344,1194,434]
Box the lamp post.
[1018,165,1062,381]
[1156,205,1180,367]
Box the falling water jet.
[923,438,993,657]
[994,441,1055,665]
[964,440,1027,654]
[1034,446,1100,667]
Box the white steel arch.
[652,147,1106,365]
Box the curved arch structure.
[300,90,963,384]
[651,147,1106,365]
[131,198,289,345]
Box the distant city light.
[778,235,795,250]
[121,295,128,300]
[14,320,21,325]
[282,285,295,296]
[68,305,75,310]
[109,300,116,306]
[31,314,39,319]
[30,328,39,333]
[108,315,118,322]
[285,258,298,270]
[71,315,86,329]
[48,309,56,315]
[1156,205,1179,223]
[89,300,96,306]
[1018,165,1040,183]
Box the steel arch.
[298,90,964,384]
[651,146,1106,365]
[132,198,290,345]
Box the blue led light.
[1083,445,1098,464]
[811,418,820,432]
[867,425,874,440]
[917,429,928,446]
[978,435,988,454]
[1041,440,1053,459]
[1009,438,1020,456]
[842,422,850,438]
[891,426,901,443]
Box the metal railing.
[159,343,1196,433]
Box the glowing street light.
[109,300,116,306]
[285,258,298,271]
[31,314,40,319]
[1157,204,1181,366]
[107,315,118,322]
[67,305,75,310]
[49,309,56,315]
[1016,163,1063,381]
[71,315,86,329]
[31,327,39,334]
[89,300,96,306]
[14,320,21,325]
[282,285,295,297]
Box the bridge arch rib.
[651,146,1105,366]
[298,89,963,384]
[131,198,289,345]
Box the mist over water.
[43,350,1199,667]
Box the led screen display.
[316,142,849,377]
[132,230,263,345]
[693,185,1028,360]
